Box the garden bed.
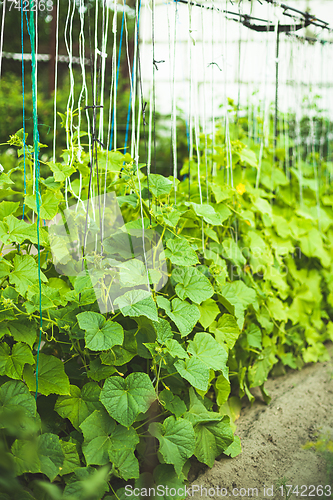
[188,344,333,499]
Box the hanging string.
[123,4,133,155]
[21,0,27,221]
[109,0,125,150]
[152,0,157,174]
[200,4,208,203]
[171,0,178,204]
[52,0,59,162]
[27,0,42,401]
[98,0,108,146]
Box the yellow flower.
[236,183,246,195]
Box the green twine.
[28,4,42,400]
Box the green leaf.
[55,383,103,430]
[11,439,40,476]
[8,320,37,348]
[248,347,277,388]
[162,209,181,227]
[153,318,173,344]
[80,409,139,478]
[164,339,188,359]
[149,416,195,476]
[246,324,262,350]
[224,434,242,458]
[172,267,214,304]
[219,281,257,329]
[148,174,173,197]
[109,447,139,480]
[190,203,222,225]
[174,357,210,392]
[193,416,234,467]
[222,238,246,268]
[100,373,156,427]
[23,354,70,396]
[49,161,76,182]
[77,311,124,351]
[188,332,228,379]
[60,439,81,476]
[119,259,161,287]
[25,192,60,220]
[159,389,187,418]
[0,201,19,219]
[0,215,39,245]
[114,290,158,322]
[88,358,117,382]
[210,314,240,350]
[63,466,110,499]
[198,299,220,329]
[153,464,187,500]
[0,380,36,421]
[9,254,47,297]
[164,238,199,266]
[238,147,258,167]
[215,374,231,406]
[0,342,34,380]
[38,433,65,481]
[156,296,200,337]
[184,388,222,427]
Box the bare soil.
[188,345,333,500]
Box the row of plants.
[0,109,332,499]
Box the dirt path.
[188,346,333,500]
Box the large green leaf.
[12,433,65,481]
[0,342,34,380]
[172,267,214,304]
[23,353,70,396]
[193,416,234,467]
[114,290,158,322]
[63,466,109,499]
[153,318,173,344]
[174,357,210,392]
[158,389,187,418]
[149,416,195,476]
[219,281,257,329]
[49,161,76,182]
[0,380,36,422]
[187,332,228,379]
[222,238,246,268]
[210,314,240,350]
[8,320,37,348]
[164,238,199,266]
[55,383,103,430]
[76,311,124,351]
[248,347,277,388]
[190,203,222,226]
[80,409,139,479]
[25,191,60,220]
[197,299,220,329]
[100,372,156,427]
[184,390,234,466]
[119,259,161,287]
[9,255,47,297]
[148,174,173,197]
[184,388,222,426]
[0,215,39,245]
[156,296,200,337]
[0,201,19,219]
[38,433,65,481]
[60,439,81,476]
